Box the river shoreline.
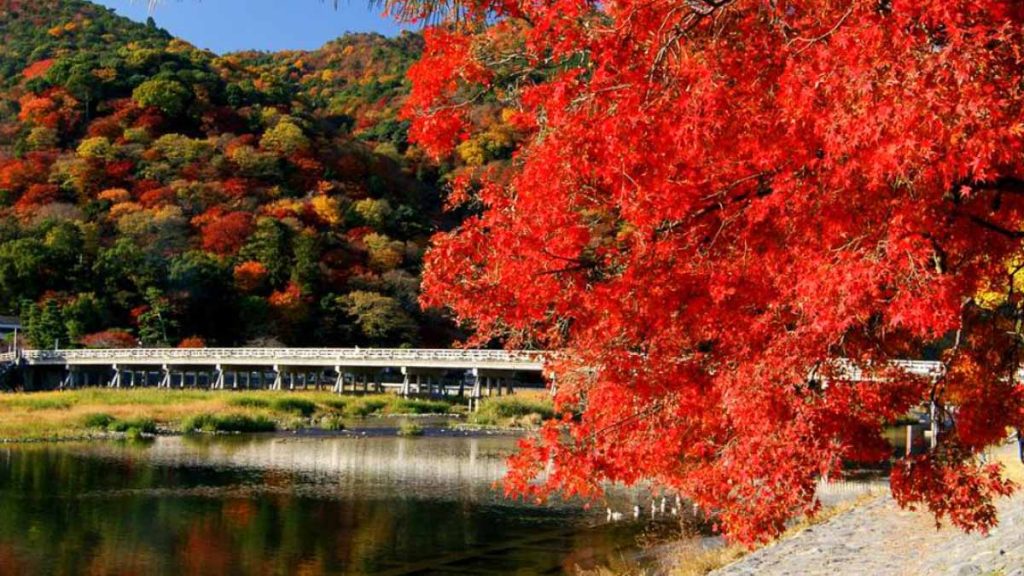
[0,419,530,444]
[0,388,552,442]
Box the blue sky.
[93,0,410,54]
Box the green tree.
[340,290,416,346]
[291,231,320,294]
[239,218,291,286]
[22,299,69,349]
[132,78,191,117]
[137,288,176,346]
[260,119,309,155]
[168,251,234,344]
[0,239,49,312]
[352,198,393,228]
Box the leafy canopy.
[399,0,1024,543]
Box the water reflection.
[0,435,643,575]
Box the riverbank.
[701,442,1024,576]
[0,388,554,441]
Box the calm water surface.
[0,432,648,575]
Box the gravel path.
[714,454,1024,576]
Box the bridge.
[0,347,949,398]
[0,348,547,406]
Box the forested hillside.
[0,0,480,348]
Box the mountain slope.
[0,0,457,348]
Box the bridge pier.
[60,365,76,390]
[108,364,121,388]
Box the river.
[0,429,653,575]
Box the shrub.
[182,413,276,433]
[468,396,554,428]
[320,399,348,412]
[270,397,316,417]
[227,396,270,409]
[82,413,115,428]
[388,398,451,415]
[344,397,389,418]
[107,417,157,435]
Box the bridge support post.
[214,365,224,390]
[400,368,410,397]
[469,369,482,412]
[60,365,74,390]
[333,366,343,394]
[272,365,282,391]
[159,365,171,389]
[108,364,121,388]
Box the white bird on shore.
[606,508,624,522]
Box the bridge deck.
[1,348,546,372]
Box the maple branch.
[969,177,1024,196]
[958,213,1024,239]
[790,3,855,56]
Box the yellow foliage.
[76,137,114,160]
[167,39,192,53]
[364,232,404,272]
[310,195,342,226]
[353,198,392,227]
[108,202,142,220]
[456,139,487,167]
[976,255,1024,309]
[264,198,304,217]
[93,68,118,82]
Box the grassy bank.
[0,389,461,441]
[466,393,555,429]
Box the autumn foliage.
[400,0,1024,542]
[0,0,456,350]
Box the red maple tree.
[396,0,1024,542]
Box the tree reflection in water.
[0,435,646,575]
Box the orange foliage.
[79,330,137,348]
[196,210,253,256]
[177,336,206,348]
[21,59,54,80]
[233,261,268,292]
[14,183,60,214]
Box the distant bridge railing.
[0,350,946,377]
[5,348,548,371]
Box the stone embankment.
[714,447,1024,576]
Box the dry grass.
[0,389,456,440]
